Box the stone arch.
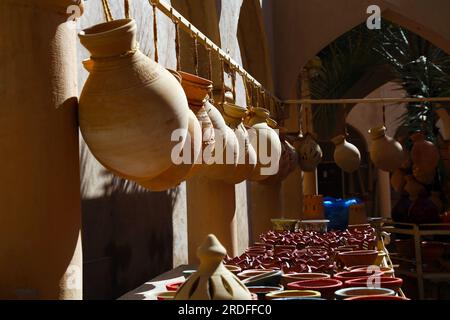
[237,0,274,90]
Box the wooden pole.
[283,97,450,105]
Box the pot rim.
[79,18,134,38]
[287,278,343,290]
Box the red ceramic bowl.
[225,265,242,275]
[334,270,385,282]
[338,250,378,267]
[156,291,176,300]
[344,277,403,291]
[237,269,274,280]
[281,272,331,286]
[345,295,410,301]
[287,279,343,300]
[165,281,184,292]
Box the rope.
[220,57,226,105]
[207,47,214,104]
[124,0,131,19]
[101,0,113,22]
[175,22,181,70]
[231,68,237,104]
[192,33,199,76]
[152,2,159,62]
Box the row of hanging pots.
[78,18,298,191]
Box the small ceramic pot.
[237,269,274,280]
[344,277,403,291]
[156,291,176,300]
[266,290,322,300]
[331,135,361,173]
[243,270,283,287]
[287,279,343,300]
[281,273,331,286]
[410,132,440,173]
[338,250,378,267]
[165,281,184,292]
[344,295,409,301]
[333,270,385,283]
[298,220,330,233]
[271,219,299,232]
[294,134,323,172]
[246,285,284,300]
[352,266,395,278]
[334,287,395,300]
[368,126,403,172]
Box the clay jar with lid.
[368,126,403,172]
[79,19,190,181]
[178,71,216,176]
[410,132,440,174]
[201,102,240,182]
[221,102,257,184]
[246,108,282,181]
[331,135,361,173]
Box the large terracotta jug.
[410,132,440,173]
[331,135,361,173]
[202,102,240,182]
[368,126,403,172]
[246,108,282,181]
[178,71,216,175]
[79,19,190,180]
[222,102,257,184]
[294,133,323,172]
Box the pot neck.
[369,126,387,140]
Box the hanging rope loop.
[101,0,114,22]
[151,1,159,62]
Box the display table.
[118,265,195,300]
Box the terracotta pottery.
[222,102,257,183]
[175,234,252,300]
[348,203,368,225]
[430,191,444,213]
[246,286,284,300]
[353,266,395,278]
[261,139,298,184]
[297,220,330,233]
[178,71,215,175]
[137,109,202,191]
[242,270,283,287]
[202,102,240,182]
[247,108,282,181]
[287,279,343,300]
[334,271,385,283]
[224,265,242,275]
[338,250,378,267]
[344,277,403,291]
[302,195,325,220]
[344,295,409,301]
[334,287,395,300]
[331,135,361,173]
[294,133,323,172]
[368,126,403,172]
[271,219,299,232]
[281,273,331,287]
[391,169,407,193]
[410,132,440,173]
[156,291,176,300]
[79,19,190,180]
[166,281,184,292]
[237,269,275,280]
[404,175,426,201]
[413,165,435,185]
[265,290,321,300]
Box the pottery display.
[271,219,299,232]
[166,281,184,292]
[298,220,330,233]
[265,290,321,300]
[294,134,323,172]
[344,295,409,301]
[348,203,368,225]
[410,132,440,173]
[242,270,283,287]
[404,175,426,201]
[79,19,190,181]
[335,287,396,300]
[224,265,242,275]
[237,269,275,280]
[334,270,385,283]
[331,135,361,173]
[281,273,331,287]
[222,102,257,183]
[338,250,378,267]
[391,169,407,193]
[261,139,298,184]
[287,279,343,299]
[344,277,403,291]
[178,71,216,175]
[156,291,176,300]
[352,266,395,277]
[368,126,404,172]
[137,109,202,191]
[175,234,252,300]
[246,108,282,181]
[246,286,284,300]
[303,195,325,220]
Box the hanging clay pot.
[390,169,407,193]
[202,102,240,182]
[246,108,282,181]
[137,109,202,191]
[430,191,444,213]
[79,19,190,180]
[368,126,403,172]
[175,234,252,300]
[294,133,323,172]
[222,102,257,184]
[404,175,426,201]
[302,195,325,220]
[410,132,440,173]
[331,135,361,173]
[178,71,216,176]
[413,165,435,185]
